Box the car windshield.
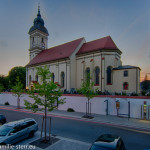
[0,125,12,136]
[90,144,114,150]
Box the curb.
[0,105,150,132]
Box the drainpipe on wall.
[101,53,102,92]
[66,60,67,90]
[136,68,137,93]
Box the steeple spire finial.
[37,2,41,17]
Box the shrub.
[67,108,75,112]
[122,92,126,96]
[141,91,147,96]
[115,92,121,95]
[131,92,138,96]
[4,102,9,105]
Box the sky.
[0,0,150,81]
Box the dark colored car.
[89,134,126,150]
[0,115,6,125]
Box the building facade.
[26,8,141,94]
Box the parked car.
[0,115,6,125]
[89,134,126,150]
[0,118,38,145]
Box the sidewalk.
[49,109,150,131]
[0,104,150,131]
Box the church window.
[41,38,45,48]
[29,75,32,83]
[51,73,55,83]
[86,67,90,84]
[61,72,65,87]
[41,38,44,42]
[35,75,38,82]
[107,66,112,84]
[124,71,128,77]
[95,67,100,85]
[123,82,128,90]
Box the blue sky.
[0,0,150,80]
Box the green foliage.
[12,77,24,97]
[67,108,75,112]
[36,66,51,84]
[8,66,26,89]
[122,91,126,96]
[0,75,8,91]
[130,92,138,96]
[78,73,96,101]
[141,80,150,91]
[4,102,9,105]
[12,77,24,108]
[115,92,121,95]
[24,66,65,113]
[0,84,4,93]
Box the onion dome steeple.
[28,5,49,61]
[28,6,49,35]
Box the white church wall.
[58,62,67,89]
[0,93,150,119]
[76,58,83,89]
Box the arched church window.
[123,82,128,90]
[41,38,44,42]
[51,73,55,83]
[95,67,100,85]
[107,66,112,84]
[32,37,35,47]
[35,75,38,82]
[61,72,65,87]
[41,38,45,48]
[29,75,32,83]
[86,67,90,84]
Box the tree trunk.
[44,104,47,143]
[17,96,20,109]
[88,98,90,114]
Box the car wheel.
[29,131,35,138]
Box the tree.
[141,74,150,94]
[0,75,9,91]
[0,84,4,93]
[78,73,97,118]
[24,66,65,143]
[8,66,26,89]
[12,77,24,109]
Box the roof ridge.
[85,36,110,44]
[104,36,118,49]
[46,37,84,50]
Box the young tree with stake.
[24,66,65,143]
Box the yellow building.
[26,8,140,94]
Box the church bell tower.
[28,6,49,61]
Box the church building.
[26,8,141,94]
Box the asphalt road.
[0,108,150,150]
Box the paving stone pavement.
[10,132,91,150]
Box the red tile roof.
[27,37,84,66]
[77,36,119,55]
